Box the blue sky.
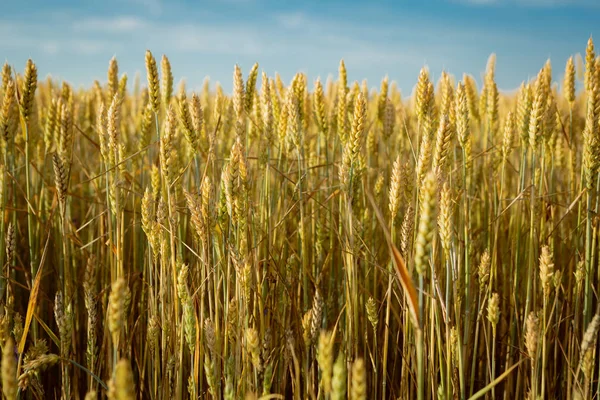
[0,0,597,94]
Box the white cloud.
[166,24,263,56]
[0,3,584,94]
[466,0,498,4]
[125,0,162,15]
[72,16,147,33]
[454,0,599,6]
[0,14,266,58]
[70,39,119,55]
[0,17,124,56]
[517,0,598,5]
[274,12,309,29]
[214,0,255,4]
[40,41,59,55]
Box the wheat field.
[0,37,599,400]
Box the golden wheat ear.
[366,190,420,328]
[145,50,160,113]
[2,338,17,400]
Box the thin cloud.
[125,0,162,15]
[275,12,309,29]
[454,0,599,6]
[72,16,147,33]
[0,2,590,95]
[167,24,263,56]
[0,16,264,57]
[40,41,59,55]
[0,18,124,56]
[69,39,120,55]
[215,0,255,4]
[457,0,498,4]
